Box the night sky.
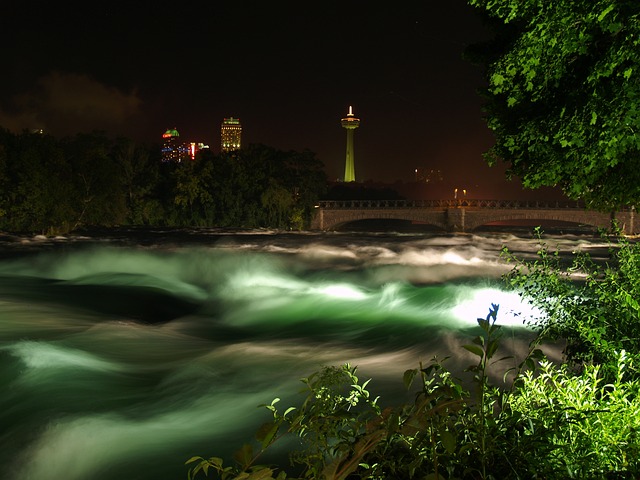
[1,1,566,199]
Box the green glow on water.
[312,283,369,300]
[0,234,565,480]
[451,287,541,328]
[6,340,121,372]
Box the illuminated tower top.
[341,105,360,129]
[161,127,181,162]
[162,128,180,139]
[221,117,242,153]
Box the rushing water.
[0,228,609,480]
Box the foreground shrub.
[186,305,640,479]
[502,229,640,380]
[508,350,640,478]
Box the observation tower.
[341,106,360,182]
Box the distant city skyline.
[0,2,570,200]
[0,3,491,179]
[160,116,242,162]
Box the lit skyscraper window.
[220,117,242,152]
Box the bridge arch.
[329,217,448,232]
[462,209,614,232]
[315,208,449,232]
[310,200,636,235]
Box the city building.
[341,106,360,182]
[188,142,210,160]
[161,128,183,162]
[221,117,242,152]
[162,128,208,162]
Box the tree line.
[0,128,327,235]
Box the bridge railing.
[316,199,587,209]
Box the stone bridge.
[310,199,637,234]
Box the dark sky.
[0,1,566,198]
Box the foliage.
[502,228,640,380]
[466,0,640,210]
[186,305,640,479]
[0,129,75,234]
[172,155,216,226]
[168,145,326,230]
[508,350,640,478]
[0,129,326,233]
[186,364,382,480]
[113,137,165,225]
[62,132,128,228]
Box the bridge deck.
[311,200,636,234]
[317,199,588,209]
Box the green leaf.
[463,344,485,358]
[486,340,500,359]
[441,429,456,454]
[491,73,505,86]
[255,422,279,449]
[233,443,254,469]
[403,368,418,389]
[597,4,614,22]
[246,467,276,479]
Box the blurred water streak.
[0,228,605,480]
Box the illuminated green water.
[0,230,602,479]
